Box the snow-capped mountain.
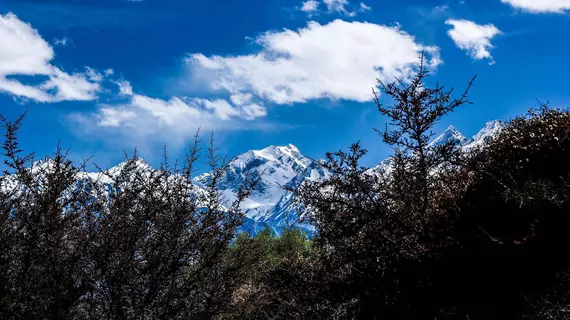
[193,120,503,235]
[462,120,502,151]
[428,125,467,148]
[367,121,504,175]
[104,120,503,235]
[194,144,329,234]
[2,120,504,236]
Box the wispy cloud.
[114,80,134,96]
[446,19,501,64]
[298,0,371,16]
[323,0,351,14]
[359,2,372,11]
[71,92,273,151]
[432,4,450,13]
[53,36,70,47]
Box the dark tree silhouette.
[0,115,260,320]
[447,106,570,319]
[1,57,570,320]
[290,53,476,319]
[373,52,475,223]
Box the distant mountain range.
[7,120,504,236]
[195,119,502,234]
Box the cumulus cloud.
[0,13,103,102]
[188,19,441,105]
[501,0,570,13]
[63,18,435,148]
[445,19,501,64]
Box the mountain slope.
[2,120,504,236]
[197,120,503,235]
[429,125,467,148]
[194,144,328,234]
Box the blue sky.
[0,0,568,172]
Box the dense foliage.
[1,58,569,319]
[0,121,260,319]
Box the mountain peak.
[429,126,466,147]
[250,144,302,163]
[287,144,300,152]
[106,157,152,176]
[29,157,57,174]
[258,144,300,153]
[463,120,503,150]
[197,143,311,191]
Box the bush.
[0,116,259,319]
[446,106,570,319]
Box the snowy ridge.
[366,121,504,176]
[428,125,467,148]
[462,120,503,151]
[1,121,504,236]
[203,120,503,235]
[194,144,327,234]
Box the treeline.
[1,60,570,319]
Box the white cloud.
[230,92,254,105]
[196,98,240,120]
[0,79,53,102]
[445,19,501,64]
[324,0,350,13]
[301,0,320,13]
[241,103,267,120]
[433,4,450,13]
[188,19,441,105]
[75,93,268,147]
[85,67,104,82]
[68,93,274,152]
[501,0,570,13]
[299,0,370,16]
[115,79,134,96]
[96,107,137,127]
[54,37,70,47]
[360,2,372,11]
[0,13,103,102]
[40,68,101,101]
